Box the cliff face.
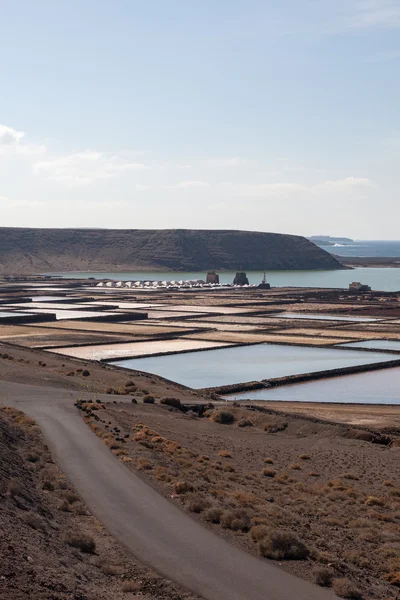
[0,228,343,273]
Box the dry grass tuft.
[160,397,182,410]
[120,456,132,463]
[186,496,210,513]
[204,507,223,523]
[143,395,155,404]
[65,533,96,554]
[211,410,235,425]
[264,457,274,464]
[365,496,385,507]
[332,578,362,599]
[259,531,309,560]
[23,512,46,532]
[220,509,251,532]
[298,454,311,460]
[385,571,400,587]
[218,449,232,458]
[121,580,141,593]
[341,473,359,480]
[98,561,124,576]
[262,468,276,478]
[174,481,193,495]
[314,566,334,587]
[136,458,152,471]
[250,524,270,542]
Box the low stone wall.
[0,313,57,325]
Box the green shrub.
[143,395,155,404]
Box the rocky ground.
[0,406,201,600]
[0,342,201,402]
[79,399,400,600]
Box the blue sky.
[1,0,399,237]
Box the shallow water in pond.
[278,312,379,322]
[0,311,32,318]
[339,340,400,352]
[113,344,397,389]
[225,366,400,404]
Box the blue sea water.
[325,240,400,258]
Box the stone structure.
[206,271,220,284]
[258,272,270,289]
[349,282,371,292]
[233,271,249,286]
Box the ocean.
[324,240,400,258]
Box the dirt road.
[1,381,337,600]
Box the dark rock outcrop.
[0,227,343,273]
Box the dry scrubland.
[0,406,200,600]
[0,343,201,403]
[79,399,400,600]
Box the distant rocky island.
[0,227,343,274]
[308,235,354,247]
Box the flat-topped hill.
[0,227,343,273]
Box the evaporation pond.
[339,340,400,352]
[278,312,379,322]
[0,312,31,318]
[225,366,400,405]
[113,343,396,389]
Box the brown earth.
[0,227,342,273]
[79,400,400,600]
[0,342,201,403]
[0,406,200,600]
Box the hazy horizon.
[1,1,399,238]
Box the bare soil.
[0,342,202,403]
[0,406,200,600]
[80,400,400,600]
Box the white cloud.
[85,200,128,209]
[0,195,46,208]
[218,177,375,198]
[206,157,248,168]
[322,176,374,189]
[136,184,150,191]
[0,124,46,156]
[0,125,24,145]
[33,150,148,184]
[168,180,210,189]
[349,0,400,28]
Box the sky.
[1,0,399,238]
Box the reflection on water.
[226,367,400,405]
[114,344,396,389]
